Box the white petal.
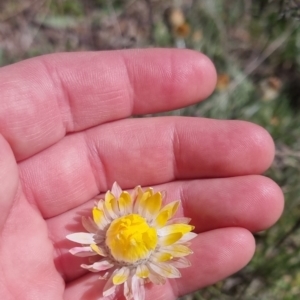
[106,190,121,216]
[82,216,98,233]
[118,191,133,215]
[177,232,197,243]
[104,194,119,219]
[147,271,166,285]
[102,292,117,300]
[157,224,193,236]
[143,192,162,222]
[132,275,145,300]
[136,264,150,279]
[89,243,108,257]
[166,217,191,225]
[111,182,122,198]
[160,190,167,201]
[103,284,117,298]
[124,280,131,300]
[97,200,113,223]
[66,232,95,244]
[81,260,114,272]
[130,186,139,210]
[133,187,153,217]
[113,267,130,285]
[170,257,191,268]
[132,186,143,214]
[69,246,97,257]
[89,260,114,271]
[99,271,110,280]
[124,271,134,300]
[103,270,119,297]
[148,262,181,279]
[160,244,193,257]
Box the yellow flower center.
[106,214,158,263]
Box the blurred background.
[1,0,300,299]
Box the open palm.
[0,49,283,300]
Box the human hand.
[0,49,283,300]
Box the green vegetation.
[1,0,300,299]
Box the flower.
[66,182,196,300]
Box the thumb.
[0,134,19,230]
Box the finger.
[0,49,216,160]
[1,194,65,300]
[0,134,19,230]
[0,135,64,299]
[63,228,255,300]
[47,176,282,281]
[20,117,275,218]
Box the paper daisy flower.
[67,182,196,300]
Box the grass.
[1,0,300,299]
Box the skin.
[0,49,284,300]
